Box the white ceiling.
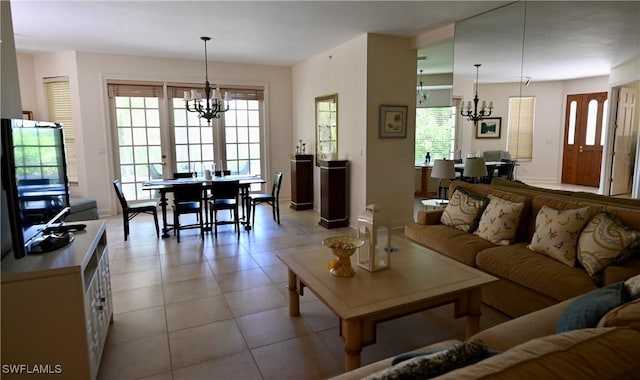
[8,1,640,83]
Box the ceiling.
[8,1,640,83]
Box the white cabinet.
[1,221,111,380]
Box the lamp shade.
[463,157,488,177]
[431,159,456,179]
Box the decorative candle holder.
[357,204,391,272]
[323,236,364,277]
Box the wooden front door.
[561,92,608,187]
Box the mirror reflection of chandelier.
[460,64,493,125]
[417,69,429,106]
[416,56,430,106]
[184,36,229,125]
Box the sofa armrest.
[416,209,444,225]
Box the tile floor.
[97,202,510,380]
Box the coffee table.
[277,237,497,371]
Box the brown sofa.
[405,180,640,318]
[330,295,640,379]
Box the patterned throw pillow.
[577,212,640,279]
[527,205,592,267]
[626,274,640,299]
[474,194,525,245]
[365,340,489,380]
[440,188,487,233]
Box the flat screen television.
[1,118,71,259]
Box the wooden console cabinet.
[290,154,314,210]
[319,160,348,228]
[1,220,112,380]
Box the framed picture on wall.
[379,105,407,138]
[476,117,501,139]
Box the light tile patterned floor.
[98,202,509,380]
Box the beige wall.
[17,51,292,216]
[292,34,417,229]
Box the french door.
[110,82,265,202]
[561,92,608,187]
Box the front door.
[561,92,608,187]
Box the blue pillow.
[556,281,630,333]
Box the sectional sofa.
[405,179,640,318]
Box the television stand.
[1,220,111,380]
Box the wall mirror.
[315,93,338,165]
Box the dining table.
[142,174,266,238]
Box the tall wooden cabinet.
[319,160,348,228]
[290,154,314,210]
[1,220,112,380]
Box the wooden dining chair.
[214,170,231,177]
[250,171,283,226]
[208,180,240,238]
[172,182,204,242]
[113,179,159,241]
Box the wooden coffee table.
[277,237,497,371]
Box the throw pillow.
[577,212,640,280]
[527,205,592,267]
[440,188,488,233]
[365,340,489,380]
[556,281,630,333]
[597,298,640,330]
[625,273,640,299]
[474,194,524,245]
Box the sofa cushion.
[527,205,592,267]
[598,298,640,330]
[476,243,597,301]
[405,224,497,267]
[436,328,640,380]
[474,195,524,245]
[440,188,487,233]
[364,340,489,380]
[577,212,640,281]
[556,281,630,333]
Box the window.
[45,77,77,182]
[507,97,535,160]
[108,82,164,200]
[415,106,456,163]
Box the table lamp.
[463,157,488,184]
[431,159,456,202]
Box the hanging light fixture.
[417,69,429,106]
[460,64,493,125]
[184,36,229,124]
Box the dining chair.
[497,160,516,180]
[113,179,159,241]
[208,180,240,238]
[249,171,283,226]
[214,170,231,177]
[172,182,204,243]
[173,172,196,179]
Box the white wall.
[17,51,292,216]
[292,34,368,225]
[292,34,416,229]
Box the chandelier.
[417,69,429,106]
[184,36,229,124]
[460,64,493,125]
